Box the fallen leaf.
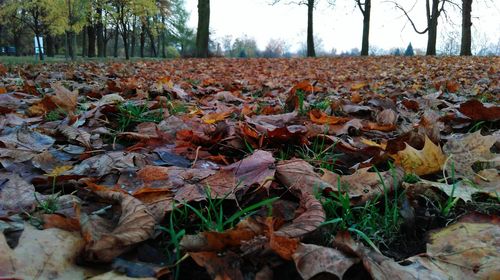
[309,109,350,125]
[0,172,36,213]
[292,243,359,280]
[0,223,96,279]
[458,99,500,121]
[180,215,268,252]
[201,111,231,124]
[408,213,500,279]
[376,109,398,125]
[334,231,449,279]
[321,167,404,205]
[132,187,174,222]
[0,126,55,152]
[276,159,334,194]
[393,136,446,176]
[190,251,244,280]
[275,191,325,238]
[443,131,498,178]
[80,187,156,262]
[223,150,276,189]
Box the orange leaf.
[309,109,350,125]
[137,165,169,181]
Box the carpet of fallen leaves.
[0,56,499,279]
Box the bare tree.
[356,0,371,56]
[460,0,472,55]
[272,0,317,57]
[394,0,457,55]
[196,0,210,57]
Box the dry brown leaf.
[274,191,325,238]
[0,223,97,279]
[458,99,500,121]
[334,231,449,279]
[179,217,265,252]
[88,271,156,280]
[276,159,334,194]
[321,167,404,205]
[50,83,79,113]
[80,188,156,262]
[223,149,276,189]
[58,124,92,149]
[376,109,398,125]
[292,243,359,280]
[443,131,498,178]
[407,214,500,279]
[393,135,446,176]
[0,172,36,212]
[309,109,350,125]
[190,251,244,280]
[132,187,174,222]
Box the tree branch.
[391,1,429,34]
[356,0,365,15]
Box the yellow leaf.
[360,138,387,150]
[201,112,231,124]
[351,82,367,90]
[393,136,446,176]
[45,165,73,177]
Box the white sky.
[184,0,500,53]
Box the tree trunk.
[196,0,210,58]
[96,8,105,57]
[113,25,119,57]
[13,32,21,56]
[66,31,76,60]
[148,27,157,57]
[360,0,371,56]
[306,0,316,57]
[121,22,129,60]
[81,27,87,57]
[426,21,438,55]
[130,22,136,57]
[46,34,55,57]
[88,24,96,57]
[425,0,439,55]
[460,0,472,55]
[140,22,146,57]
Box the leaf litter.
[0,56,499,279]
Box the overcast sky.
[184,0,500,53]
